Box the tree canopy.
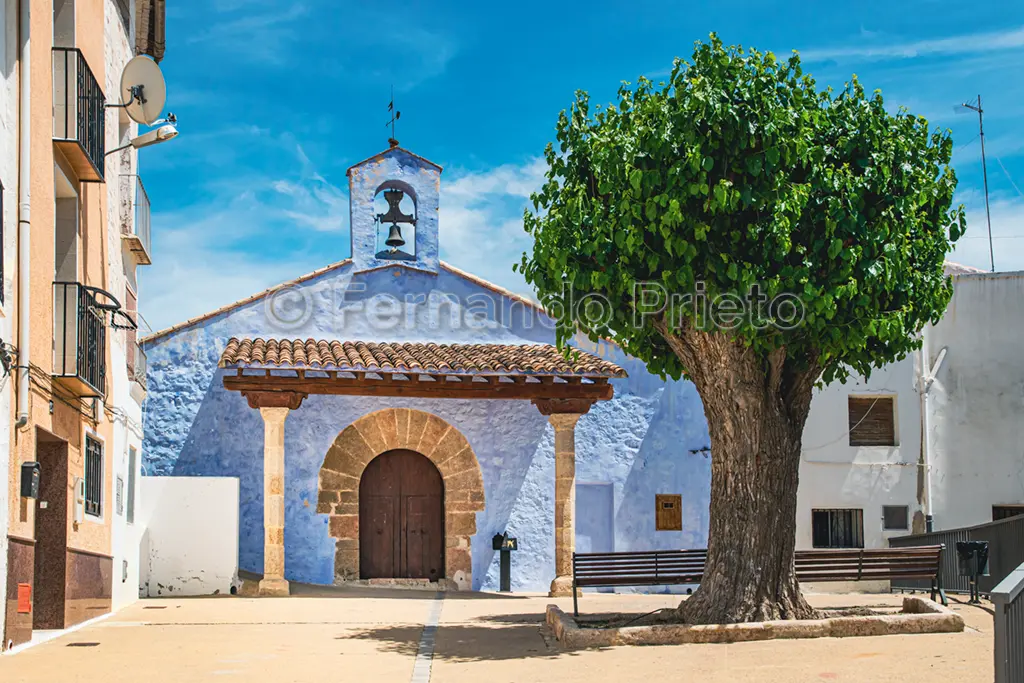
[518,35,965,385]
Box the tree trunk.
[654,321,820,624]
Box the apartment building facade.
[3,0,165,650]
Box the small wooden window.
[655,494,682,531]
[993,505,1024,521]
[848,396,896,446]
[882,505,909,531]
[116,476,124,516]
[812,508,864,548]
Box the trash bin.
[956,540,990,604]
[956,540,990,577]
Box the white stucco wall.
[139,477,240,597]
[797,355,922,552]
[794,271,1024,563]
[0,0,20,644]
[104,0,145,611]
[928,273,1024,529]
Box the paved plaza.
[0,587,994,683]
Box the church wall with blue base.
[141,147,712,592]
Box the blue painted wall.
[142,148,712,592]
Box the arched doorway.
[359,450,445,580]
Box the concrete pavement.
[0,588,994,683]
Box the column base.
[258,577,290,597]
[548,575,580,597]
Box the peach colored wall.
[7,0,115,557]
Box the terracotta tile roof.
[219,338,627,378]
[944,261,987,275]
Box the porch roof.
[219,338,626,405]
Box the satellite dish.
[120,55,167,126]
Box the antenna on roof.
[386,85,401,148]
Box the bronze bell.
[385,223,405,248]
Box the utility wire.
[956,134,980,153]
[994,156,1024,199]
[802,396,881,452]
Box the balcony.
[53,47,105,182]
[53,282,113,398]
[120,175,152,264]
[126,310,150,392]
[130,342,147,390]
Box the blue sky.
[138,0,1024,333]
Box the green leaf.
[629,169,642,192]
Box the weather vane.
[387,85,400,148]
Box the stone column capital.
[259,406,292,424]
[548,413,582,430]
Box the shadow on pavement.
[341,620,582,661]
[287,582,531,600]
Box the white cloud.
[801,26,1024,62]
[140,137,349,332]
[438,159,548,300]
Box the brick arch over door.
[317,408,485,590]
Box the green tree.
[518,35,965,624]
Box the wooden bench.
[571,545,946,615]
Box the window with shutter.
[848,396,896,446]
[993,505,1024,521]
[127,447,137,524]
[85,435,103,517]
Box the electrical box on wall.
[655,494,683,531]
[20,462,41,498]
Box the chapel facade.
[140,143,712,594]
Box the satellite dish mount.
[107,83,148,112]
[104,55,179,156]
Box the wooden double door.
[359,450,445,580]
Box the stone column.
[259,406,291,596]
[549,412,582,597]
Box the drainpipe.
[919,334,947,534]
[15,0,30,429]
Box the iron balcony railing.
[53,47,105,182]
[127,311,150,390]
[120,175,152,264]
[53,282,114,397]
[132,342,148,389]
[993,562,1024,683]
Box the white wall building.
[795,267,1024,558]
[104,0,151,612]
[929,272,1024,528]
